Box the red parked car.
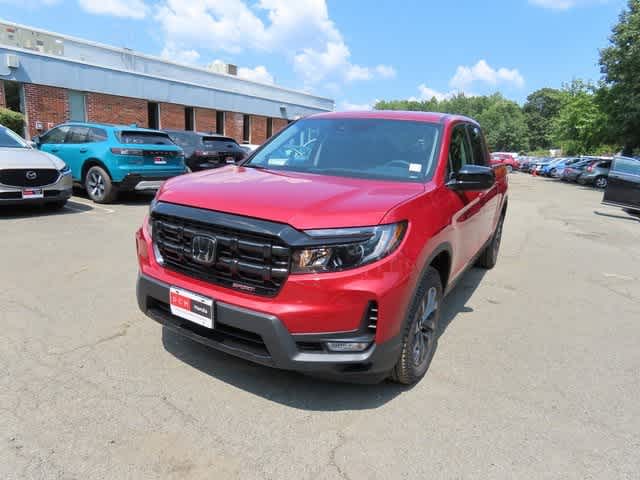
[136,111,508,384]
[490,152,519,172]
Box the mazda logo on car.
[191,236,217,266]
[26,171,37,180]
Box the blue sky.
[0,0,628,108]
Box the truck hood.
[159,166,425,230]
[0,148,65,170]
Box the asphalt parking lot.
[1,174,639,480]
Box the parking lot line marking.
[69,198,115,214]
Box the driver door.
[447,124,490,274]
[603,157,640,211]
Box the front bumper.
[136,273,401,381]
[0,173,73,205]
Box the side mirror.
[446,165,495,191]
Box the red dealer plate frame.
[22,188,44,199]
[169,287,214,329]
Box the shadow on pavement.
[594,209,640,222]
[72,186,155,206]
[161,266,487,411]
[0,200,92,219]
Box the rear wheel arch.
[81,159,111,182]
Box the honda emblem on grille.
[191,235,217,266]
[26,171,37,180]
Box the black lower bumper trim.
[136,273,401,381]
[118,174,182,191]
[0,188,72,205]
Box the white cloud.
[339,100,378,111]
[78,0,148,18]
[161,43,201,64]
[529,0,608,10]
[154,0,395,88]
[449,60,524,91]
[417,84,456,102]
[375,64,397,79]
[238,65,275,84]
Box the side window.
[40,126,69,144]
[88,128,107,143]
[612,158,640,176]
[467,125,488,166]
[448,125,473,176]
[65,126,90,144]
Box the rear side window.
[600,161,612,168]
[88,128,108,142]
[65,126,90,144]
[41,126,69,144]
[467,125,488,166]
[119,131,173,145]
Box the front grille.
[0,169,59,187]
[153,213,291,296]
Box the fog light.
[325,342,371,353]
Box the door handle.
[50,148,59,153]
[79,148,88,153]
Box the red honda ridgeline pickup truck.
[136,111,508,385]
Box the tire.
[594,176,608,189]
[85,166,117,204]
[476,213,505,270]
[46,200,67,210]
[550,168,557,176]
[390,266,442,385]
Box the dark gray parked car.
[561,159,592,182]
[578,159,612,189]
[602,156,640,213]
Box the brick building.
[0,21,333,141]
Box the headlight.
[59,164,71,175]
[291,222,407,274]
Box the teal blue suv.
[34,123,186,203]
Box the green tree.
[375,93,528,151]
[522,88,564,150]
[599,0,640,153]
[552,80,609,155]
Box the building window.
[185,107,194,131]
[266,118,273,138]
[216,111,225,135]
[68,91,87,122]
[243,114,251,143]
[3,81,22,113]
[148,102,160,129]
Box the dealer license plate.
[22,188,44,199]
[169,287,214,329]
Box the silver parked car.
[0,125,73,208]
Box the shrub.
[0,107,25,136]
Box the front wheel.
[391,267,442,385]
[476,213,505,269]
[85,166,117,204]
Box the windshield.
[119,131,174,145]
[0,128,28,148]
[245,118,443,182]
